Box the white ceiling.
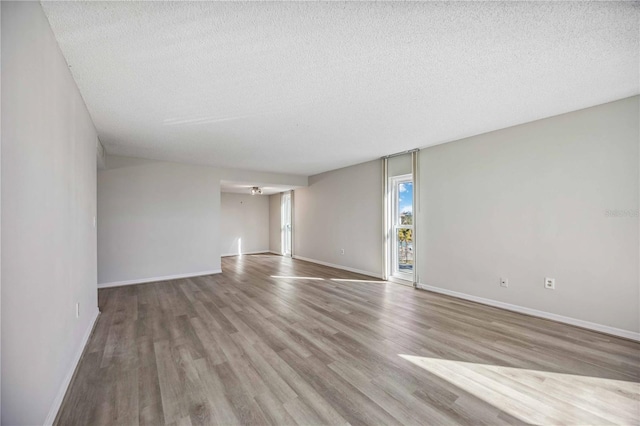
[220,181,296,196]
[42,1,639,176]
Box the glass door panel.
[391,177,413,280]
[396,228,413,273]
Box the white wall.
[98,156,221,285]
[98,155,306,285]
[388,154,412,177]
[269,193,282,254]
[419,96,639,334]
[291,96,638,336]
[220,193,269,256]
[294,160,382,277]
[1,3,99,424]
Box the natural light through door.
[281,192,292,257]
[391,175,413,280]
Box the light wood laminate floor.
[56,254,640,425]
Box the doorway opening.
[281,191,292,257]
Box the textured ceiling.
[42,1,639,176]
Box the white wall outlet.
[544,277,555,289]
[500,277,509,288]
[76,302,80,318]
[340,248,345,255]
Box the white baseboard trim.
[221,250,271,257]
[293,255,383,280]
[98,269,222,289]
[417,283,640,342]
[44,309,100,425]
[268,250,282,256]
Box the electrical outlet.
[500,277,509,288]
[544,277,555,289]
[75,302,80,318]
[340,248,345,255]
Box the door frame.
[281,191,292,257]
[388,174,414,284]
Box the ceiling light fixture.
[250,186,263,195]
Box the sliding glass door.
[382,150,419,286]
[390,175,413,280]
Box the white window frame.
[390,174,413,282]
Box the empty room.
[2,1,639,425]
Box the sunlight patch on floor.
[270,276,386,283]
[398,354,640,425]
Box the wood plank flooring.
[56,254,640,425]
